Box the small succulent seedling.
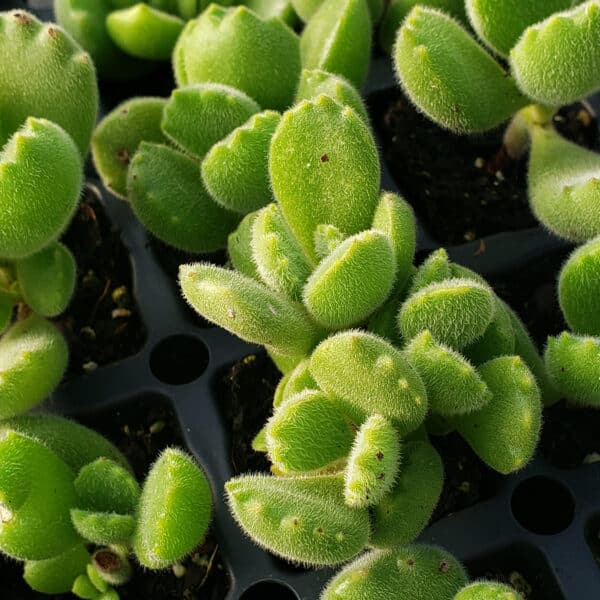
[394,1,600,242]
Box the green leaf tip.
[454,581,525,600]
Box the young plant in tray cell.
[179,89,554,597]
[0,412,213,598]
[394,0,600,242]
[0,10,99,417]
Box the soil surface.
[54,184,146,376]
[370,89,599,245]
[1,396,230,599]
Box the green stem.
[503,104,557,158]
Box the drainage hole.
[511,476,575,535]
[240,581,299,600]
[150,335,209,385]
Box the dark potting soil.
[218,352,280,475]
[369,88,599,245]
[55,184,146,376]
[0,395,230,600]
[147,235,228,328]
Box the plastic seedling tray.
[5,1,600,598]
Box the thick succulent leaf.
[558,236,600,335]
[398,278,495,350]
[0,414,130,473]
[92,97,168,199]
[16,242,76,317]
[227,212,261,280]
[502,300,560,407]
[24,543,90,595]
[0,431,78,560]
[252,203,312,301]
[277,358,319,407]
[71,510,136,545]
[295,68,369,123]
[408,249,452,297]
[266,390,355,473]
[545,332,600,406]
[0,10,98,154]
[454,581,525,600]
[225,473,369,566]
[303,230,396,329]
[173,4,301,110]
[314,224,346,260]
[379,0,467,53]
[321,545,468,600]
[133,449,212,569]
[179,263,323,356]
[510,1,600,106]
[128,142,240,252]
[202,111,280,213]
[344,414,401,508]
[529,126,600,242]
[300,0,372,89]
[371,441,443,547]
[55,0,151,79]
[0,118,82,260]
[0,316,68,419]
[0,291,14,334]
[455,356,542,474]
[394,7,527,133]
[466,0,574,57]
[310,331,428,432]
[162,83,260,160]
[246,0,298,25]
[106,3,184,60]
[293,0,383,22]
[405,331,491,416]
[269,95,380,263]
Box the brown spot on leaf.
[94,550,121,573]
[116,149,130,165]
[376,451,384,461]
[47,27,57,39]
[320,154,329,162]
[14,12,32,24]
[439,560,450,573]
[376,473,385,480]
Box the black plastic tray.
[5,1,600,598]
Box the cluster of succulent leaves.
[394,0,600,243]
[0,414,212,599]
[178,65,556,596]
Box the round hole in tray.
[240,581,299,600]
[511,476,575,535]
[150,335,209,385]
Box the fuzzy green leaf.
[293,0,383,22]
[303,230,396,329]
[300,0,372,89]
[558,236,600,335]
[180,263,323,356]
[252,203,312,301]
[405,331,491,416]
[322,545,468,600]
[0,414,131,473]
[510,2,600,106]
[528,126,600,242]
[71,510,135,545]
[295,69,369,123]
[226,473,370,566]
[371,441,443,547]
[314,224,346,260]
[394,7,527,133]
[408,249,452,296]
[72,574,101,600]
[398,278,495,350]
[344,414,401,508]
[269,95,380,263]
[267,390,355,473]
[202,110,281,213]
[106,3,184,60]
[0,431,78,560]
[466,0,574,57]
[173,4,301,110]
[134,449,212,569]
[0,118,82,260]
[545,332,600,406]
[310,331,428,432]
[0,316,68,419]
[162,83,260,159]
[16,242,76,317]
[0,10,98,155]
[24,543,89,594]
[277,358,318,407]
[227,212,261,280]
[455,356,542,473]
[246,0,298,25]
[128,142,240,252]
[0,291,14,335]
[92,97,168,199]
[454,581,525,600]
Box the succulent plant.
[394,0,600,242]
